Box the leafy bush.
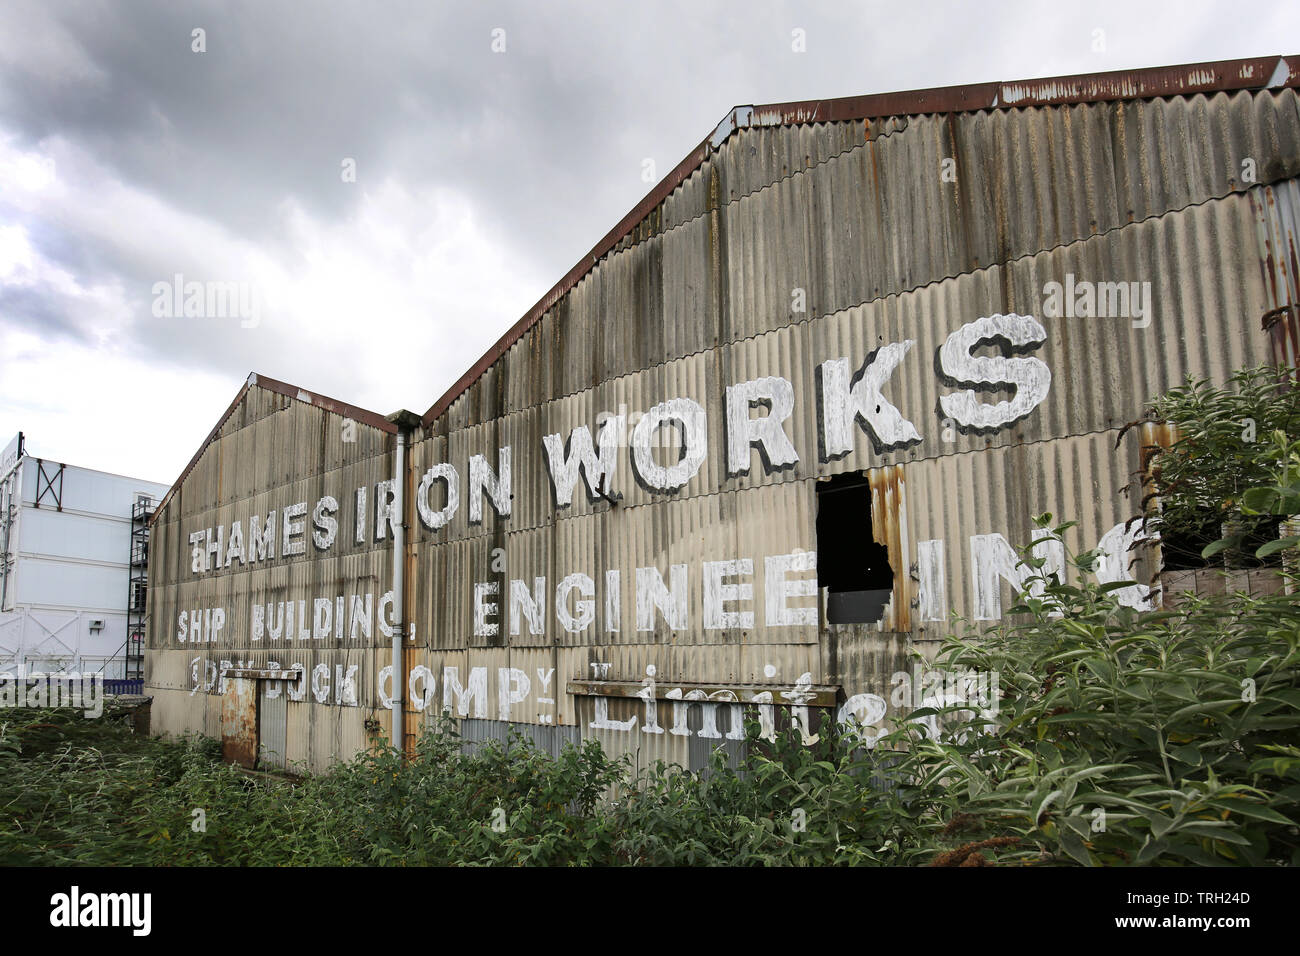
[881,518,1300,866]
[3,601,1297,868]
[1137,365,1300,564]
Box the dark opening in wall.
[816,474,894,624]
[1160,510,1285,571]
[1158,509,1220,571]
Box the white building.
[0,433,170,683]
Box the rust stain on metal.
[1138,421,1179,491]
[1137,421,1179,584]
[868,464,910,632]
[221,675,258,768]
[1252,183,1300,372]
[226,667,302,680]
[1256,187,1285,316]
[1263,306,1300,369]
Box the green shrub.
[882,518,1300,866]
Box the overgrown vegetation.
[894,521,1300,865]
[1137,365,1300,566]
[2,366,1298,866]
[0,707,916,865]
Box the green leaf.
[1098,580,1139,593]
[1058,825,1094,866]
[1255,537,1300,559]
[1172,822,1252,845]
[1136,835,1168,865]
[1034,789,1064,825]
[1205,798,1294,825]
[1145,810,1176,839]
[1200,537,1239,559]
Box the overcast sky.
[0,1,1295,484]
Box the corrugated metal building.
[147,56,1300,773]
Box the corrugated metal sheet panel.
[414,185,1276,539]
[1254,178,1300,366]
[422,56,1300,429]
[576,695,741,776]
[409,425,1154,739]
[660,118,888,234]
[417,479,820,649]
[405,182,1286,763]
[402,186,1289,770]
[259,679,287,770]
[151,373,397,525]
[416,643,824,773]
[457,718,580,760]
[817,426,1157,725]
[436,89,1300,433]
[902,428,1153,632]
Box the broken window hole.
[1160,510,1284,571]
[815,474,894,624]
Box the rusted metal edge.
[418,54,1300,430]
[250,373,400,435]
[568,678,841,708]
[150,372,397,526]
[1262,304,1300,330]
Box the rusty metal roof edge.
[150,372,397,525]
[247,372,400,435]
[418,53,1299,430]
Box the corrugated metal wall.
[410,87,1300,770]
[147,384,397,769]
[146,83,1300,774]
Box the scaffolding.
[125,494,154,682]
[0,432,21,611]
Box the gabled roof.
[418,53,1300,428]
[151,372,396,524]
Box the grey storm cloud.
[0,283,85,342]
[4,0,951,397]
[4,2,804,264]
